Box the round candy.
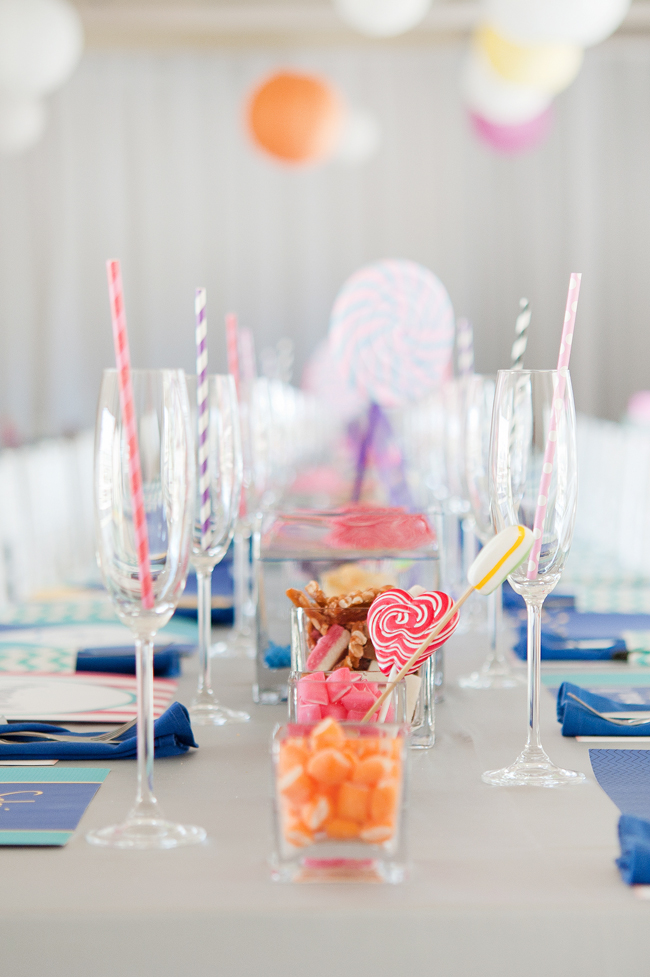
[328,259,454,409]
[469,107,552,155]
[367,589,459,677]
[467,525,534,595]
[475,26,583,95]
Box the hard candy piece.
[370,779,400,824]
[326,667,354,701]
[301,795,331,831]
[278,765,314,805]
[367,589,459,676]
[322,703,348,721]
[297,676,329,706]
[467,524,534,595]
[306,747,353,785]
[306,624,351,671]
[353,755,394,785]
[337,781,370,823]
[310,716,346,751]
[341,688,376,712]
[325,817,360,840]
[298,704,322,723]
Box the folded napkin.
[617,815,650,884]
[0,702,198,760]
[174,561,234,625]
[76,644,190,677]
[557,682,650,737]
[512,631,625,661]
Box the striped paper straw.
[239,326,256,384]
[195,288,210,550]
[225,312,240,395]
[511,299,530,370]
[456,317,474,376]
[106,260,154,610]
[526,273,581,580]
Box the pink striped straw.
[225,312,240,396]
[239,326,257,384]
[106,260,154,609]
[195,288,210,550]
[526,273,582,580]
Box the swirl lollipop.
[328,259,454,408]
[368,589,459,676]
[363,525,535,720]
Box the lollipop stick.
[362,585,473,722]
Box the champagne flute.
[460,374,523,690]
[482,369,584,787]
[186,374,248,725]
[88,368,206,848]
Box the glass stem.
[196,568,213,697]
[135,636,157,814]
[234,524,252,638]
[524,596,545,756]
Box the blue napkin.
[510,608,650,661]
[512,631,625,661]
[0,702,198,760]
[557,682,650,737]
[617,816,650,884]
[76,644,191,677]
[174,561,234,625]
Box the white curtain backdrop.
[0,36,649,438]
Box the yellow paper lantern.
[475,25,583,94]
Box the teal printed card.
[0,767,109,845]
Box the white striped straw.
[511,299,531,370]
[456,317,474,376]
[195,288,210,550]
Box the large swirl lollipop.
[368,589,459,676]
[328,259,455,408]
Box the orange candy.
[326,818,360,840]
[337,781,370,823]
[310,717,346,751]
[353,755,394,786]
[278,765,314,805]
[306,748,352,785]
[301,795,331,831]
[278,740,309,775]
[370,779,400,825]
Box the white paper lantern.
[334,108,382,164]
[462,49,552,126]
[484,0,631,47]
[0,0,83,96]
[0,94,46,154]
[334,0,431,38]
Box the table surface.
[2,626,648,977]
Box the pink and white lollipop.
[368,589,459,677]
[328,259,455,408]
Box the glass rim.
[102,367,186,378]
[495,368,565,375]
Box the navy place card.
[0,767,109,845]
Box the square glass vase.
[253,508,440,724]
[271,721,408,883]
[290,606,434,748]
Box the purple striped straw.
[195,287,210,550]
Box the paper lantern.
[0,94,46,154]
[334,108,381,164]
[484,0,631,47]
[334,0,431,38]
[247,71,345,165]
[462,49,552,126]
[0,0,83,96]
[475,26,583,95]
[469,107,552,154]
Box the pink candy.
[306,624,351,671]
[295,668,394,723]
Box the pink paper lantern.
[469,106,552,154]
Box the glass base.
[482,749,586,788]
[270,854,405,884]
[190,698,250,725]
[459,664,525,690]
[86,817,206,850]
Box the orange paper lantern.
[247,71,344,164]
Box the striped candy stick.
[456,317,474,376]
[526,273,581,581]
[106,260,154,610]
[195,288,210,550]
